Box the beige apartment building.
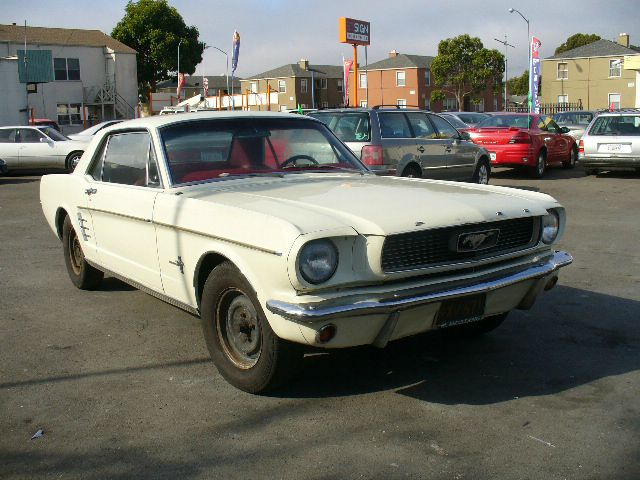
[541,34,640,110]
[240,60,344,111]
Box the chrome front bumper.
[266,251,573,323]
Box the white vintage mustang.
[40,111,573,393]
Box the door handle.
[85,188,97,196]
[417,146,425,153]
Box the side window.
[546,118,561,133]
[0,129,17,143]
[429,115,459,139]
[18,129,45,143]
[378,112,413,139]
[405,113,435,139]
[97,132,153,186]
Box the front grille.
[381,217,538,272]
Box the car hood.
[177,173,558,236]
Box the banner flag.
[530,37,542,114]
[231,30,240,74]
[203,77,209,96]
[177,72,185,98]
[343,57,354,106]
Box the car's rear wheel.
[201,261,302,393]
[562,146,577,169]
[530,150,546,178]
[65,151,83,172]
[62,215,103,290]
[472,159,491,184]
[401,165,421,178]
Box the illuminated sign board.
[339,17,370,46]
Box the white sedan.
[40,111,573,393]
[0,126,88,171]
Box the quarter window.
[557,62,568,80]
[0,129,17,143]
[396,71,406,87]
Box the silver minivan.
[309,107,492,184]
[580,110,640,175]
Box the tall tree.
[554,33,601,55]
[430,34,504,111]
[507,70,529,96]
[112,0,205,96]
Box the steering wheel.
[280,155,319,168]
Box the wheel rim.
[478,164,489,184]
[69,154,81,171]
[570,149,577,166]
[403,167,419,178]
[217,290,262,369]
[537,154,545,175]
[68,227,83,275]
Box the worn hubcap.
[478,164,489,184]
[68,229,83,275]
[218,291,261,369]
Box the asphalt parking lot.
[1,166,639,479]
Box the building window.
[558,94,568,103]
[321,78,327,89]
[54,57,80,81]
[278,80,286,93]
[337,79,343,93]
[474,99,485,112]
[397,99,407,108]
[359,73,367,88]
[321,101,329,109]
[250,81,258,93]
[425,69,431,86]
[360,100,367,108]
[301,78,308,93]
[424,99,430,110]
[557,62,568,80]
[494,97,499,111]
[396,71,406,87]
[608,93,621,109]
[443,98,458,111]
[57,103,82,125]
[609,59,622,78]
[279,105,288,112]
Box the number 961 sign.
[339,17,371,46]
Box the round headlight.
[541,210,560,244]
[298,239,339,284]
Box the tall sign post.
[339,17,370,107]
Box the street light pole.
[494,35,516,111]
[509,8,530,111]
[211,46,229,110]
[177,39,183,100]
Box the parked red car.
[468,113,577,178]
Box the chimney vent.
[618,33,630,48]
[298,58,309,70]
[389,50,399,58]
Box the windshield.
[589,115,640,136]
[440,114,468,129]
[161,117,368,185]
[553,111,593,125]
[308,112,371,142]
[76,120,122,136]
[38,127,69,141]
[456,113,489,125]
[477,115,533,129]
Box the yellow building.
[541,34,640,110]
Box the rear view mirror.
[560,126,570,134]
[39,137,53,144]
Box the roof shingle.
[246,63,343,80]
[545,39,640,60]
[364,54,434,70]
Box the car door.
[0,128,20,168]
[16,128,57,168]
[376,112,420,176]
[84,130,164,292]
[546,117,573,164]
[404,112,448,179]
[429,114,477,180]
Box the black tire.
[562,146,577,169]
[65,151,83,173]
[530,149,546,178]
[62,215,103,290]
[201,261,303,393]
[444,312,508,337]
[401,165,421,178]
[472,159,491,184]
[584,168,597,176]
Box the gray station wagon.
[309,107,492,184]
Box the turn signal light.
[508,132,532,144]
[361,145,384,165]
[316,324,337,344]
[578,139,584,154]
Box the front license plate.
[434,294,486,328]
[489,152,497,161]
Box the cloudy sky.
[4,0,640,79]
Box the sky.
[3,0,640,80]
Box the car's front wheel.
[472,159,491,184]
[62,215,103,290]
[562,146,577,169]
[201,261,302,393]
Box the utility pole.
[494,35,515,111]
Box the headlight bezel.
[541,209,560,244]
[297,239,339,285]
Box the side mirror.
[459,131,471,141]
[560,126,570,134]
[39,137,53,144]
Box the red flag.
[177,72,186,98]
[203,77,209,96]
[343,58,354,106]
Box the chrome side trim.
[85,260,200,316]
[266,250,572,323]
[82,206,151,223]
